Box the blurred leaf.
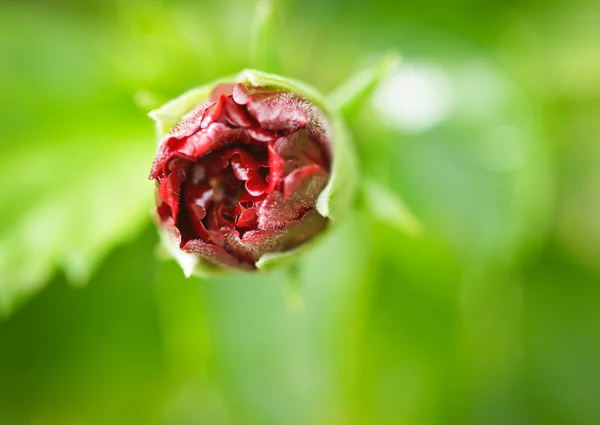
[354,57,553,266]
[362,178,423,236]
[0,227,169,425]
[0,136,153,316]
[328,52,400,116]
[250,0,280,72]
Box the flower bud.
[149,70,356,275]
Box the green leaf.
[328,51,401,116]
[0,136,154,316]
[361,178,423,236]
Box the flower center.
[175,143,272,244]
[150,83,334,268]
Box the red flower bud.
[149,83,332,271]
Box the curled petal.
[235,192,265,216]
[201,94,226,128]
[274,128,329,170]
[205,202,236,230]
[158,168,185,218]
[149,104,208,179]
[257,191,303,229]
[231,158,251,180]
[231,83,251,105]
[247,128,277,142]
[236,207,258,229]
[224,97,254,127]
[283,164,327,200]
[247,95,309,131]
[245,171,269,196]
[267,143,284,192]
[182,181,214,240]
[210,83,235,101]
[257,165,328,229]
[169,104,209,140]
[222,209,327,263]
[178,123,246,160]
[223,148,267,170]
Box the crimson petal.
[236,207,258,229]
[201,94,226,129]
[222,209,327,263]
[245,171,268,196]
[224,97,254,127]
[158,168,185,219]
[177,123,246,160]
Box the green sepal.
[315,115,357,221]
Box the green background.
[1,0,600,424]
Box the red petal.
[182,182,214,239]
[221,226,282,263]
[274,129,329,171]
[267,143,284,192]
[178,123,246,160]
[246,94,308,131]
[245,171,268,196]
[222,148,267,170]
[236,207,258,229]
[235,192,265,216]
[283,164,322,200]
[182,238,253,270]
[224,97,254,127]
[167,157,191,172]
[168,103,210,140]
[257,165,328,229]
[232,83,251,105]
[210,83,235,101]
[158,168,185,219]
[231,157,251,180]
[201,94,226,129]
[247,128,277,142]
[257,192,301,229]
[205,201,235,230]
[222,209,327,263]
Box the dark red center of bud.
[149,83,331,270]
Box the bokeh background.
[1,0,600,424]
